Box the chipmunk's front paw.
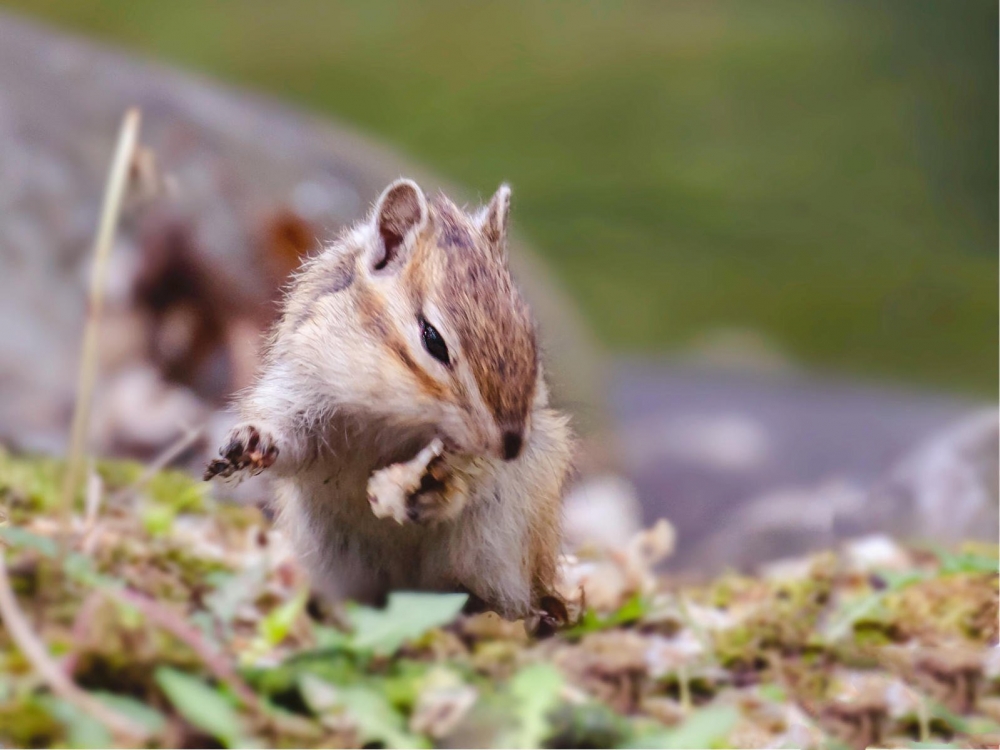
[204,423,278,480]
[404,464,467,525]
[367,439,468,525]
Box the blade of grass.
[60,107,141,527]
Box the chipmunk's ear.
[481,183,511,256]
[371,179,428,273]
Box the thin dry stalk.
[83,462,103,530]
[84,425,203,553]
[109,423,205,505]
[61,589,104,677]
[0,553,149,743]
[61,108,142,525]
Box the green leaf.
[247,647,359,698]
[622,704,739,748]
[384,659,431,711]
[548,700,630,749]
[824,568,926,642]
[939,551,999,575]
[300,675,427,749]
[878,569,930,589]
[566,593,649,637]
[348,592,467,656]
[0,526,58,556]
[917,543,1000,575]
[93,692,167,735]
[313,624,353,650]
[260,586,310,646]
[758,684,787,703]
[928,700,1000,735]
[823,591,885,641]
[342,684,430,748]
[39,695,113,749]
[205,566,266,633]
[505,663,564,749]
[63,551,121,589]
[298,672,340,713]
[155,667,255,748]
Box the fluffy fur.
[208,179,573,619]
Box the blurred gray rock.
[613,361,997,572]
[859,408,998,545]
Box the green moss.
[0,449,66,518]
[145,470,207,513]
[2,452,997,748]
[0,698,61,748]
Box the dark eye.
[420,317,450,365]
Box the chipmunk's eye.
[420,317,450,365]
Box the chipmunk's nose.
[501,430,523,461]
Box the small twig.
[62,589,104,677]
[0,553,149,742]
[676,593,711,654]
[83,463,104,532]
[109,423,205,504]
[61,108,142,526]
[677,663,692,714]
[917,693,930,743]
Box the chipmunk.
[205,179,574,624]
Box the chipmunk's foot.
[204,423,278,480]
[524,595,570,639]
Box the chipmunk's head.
[331,179,539,460]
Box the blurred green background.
[8,0,997,394]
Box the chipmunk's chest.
[299,417,432,503]
[279,419,452,590]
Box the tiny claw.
[222,438,244,462]
[204,459,231,481]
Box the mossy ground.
[1,450,997,749]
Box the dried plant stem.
[61,108,142,525]
[0,554,149,742]
[109,423,205,504]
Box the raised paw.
[367,446,469,526]
[204,424,278,480]
[403,459,464,524]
